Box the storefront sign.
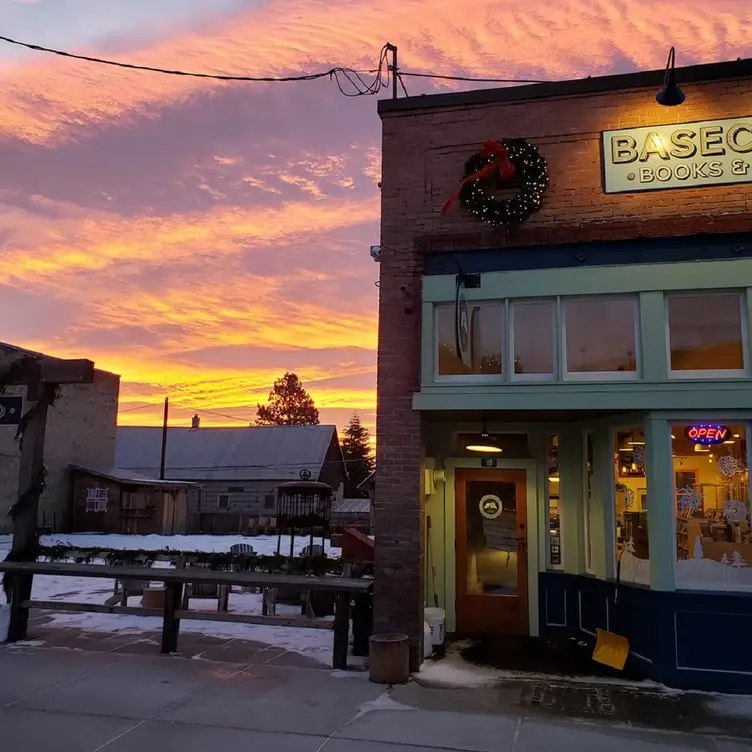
[479,494,503,519]
[684,424,730,445]
[601,116,752,193]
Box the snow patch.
[705,694,752,718]
[354,691,415,719]
[415,645,670,692]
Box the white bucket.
[423,621,433,658]
[0,604,9,643]
[424,607,446,647]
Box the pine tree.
[341,412,374,497]
[732,550,747,568]
[255,373,319,426]
[624,537,636,555]
[720,553,730,566]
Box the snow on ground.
[416,642,671,691]
[0,533,342,664]
[704,693,752,718]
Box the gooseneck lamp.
[656,47,686,106]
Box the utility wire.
[0,33,554,91]
[0,33,392,96]
[399,71,550,84]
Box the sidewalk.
[2,639,751,751]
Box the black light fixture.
[465,416,502,454]
[656,47,685,106]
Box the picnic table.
[0,560,372,669]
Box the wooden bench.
[0,561,372,670]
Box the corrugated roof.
[70,464,194,488]
[115,425,340,482]
[333,498,371,514]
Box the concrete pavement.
[1,644,751,751]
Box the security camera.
[369,245,382,262]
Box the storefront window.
[615,428,650,585]
[674,424,751,590]
[563,296,638,376]
[667,293,746,374]
[511,300,556,378]
[584,432,594,573]
[436,303,503,377]
[548,435,561,567]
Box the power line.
[399,71,550,84]
[0,33,555,93]
[0,33,392,97]
[119,403,158,413]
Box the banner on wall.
[602,116,752,194]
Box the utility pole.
[386,43,398,100]
[159,396,169,480]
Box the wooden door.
[456,469,529,635]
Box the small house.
[70,465,192,534]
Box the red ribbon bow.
[442,140,516,214]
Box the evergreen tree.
[732,550,747,568]
[255,373,319,426]
[341,412,374,497]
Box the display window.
[548,434,562,568]
[674,423,751,590]
[614,428,650,585]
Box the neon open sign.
[684,424,730,445]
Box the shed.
[70,465,193,535]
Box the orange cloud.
[0,194,380,286]
[1,0,749,144]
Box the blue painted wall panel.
[539,572,752,693]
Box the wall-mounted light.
[656,47,685,106]
[465,416,502,454]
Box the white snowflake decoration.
[724,499,747,524]
[717,455,743,479]
[623,488,635,509]
[677,486,703,513]
[632,444,646,472]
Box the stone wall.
[0,344,120,533]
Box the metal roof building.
[115,424,344,482]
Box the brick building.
[0,342,120,533]
[375,58,752,691]
[116,422,346,533]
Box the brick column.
[373,243,425,671]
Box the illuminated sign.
[684,424,730,445]
[601,116,752,193]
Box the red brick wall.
[374,75,752,666]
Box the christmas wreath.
[442,139,549,228]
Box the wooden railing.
[0,560,372,670]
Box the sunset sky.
[2,1,751,435]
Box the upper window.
[436,303,503,377]
[86,487,108,513]
[667,293,746,375]
[217,493,230,510]
[511,300,556,379]
[563,297,638,377]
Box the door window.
[465,480,519,595]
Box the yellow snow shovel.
[592,549,629,671]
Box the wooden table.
[0,561,372,670]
